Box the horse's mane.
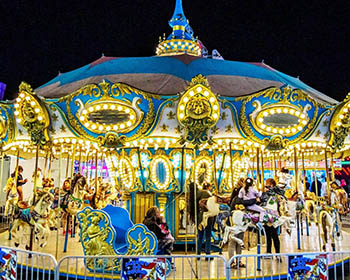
[71,174,86,194]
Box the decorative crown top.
[156,0,202,57]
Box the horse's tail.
[321,212,328,243]
[187,182,195,224]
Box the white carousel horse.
[333,188,349,215]
[93,182,118,209]
[304,192,318,226]
[221,210,250,248]
[64,174,88,216]
[199,196,222,230]
[11,191,54,249]
[3,177,18,216]
[319,207,342,251]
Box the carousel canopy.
[36,55,337,105]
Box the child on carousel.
[238,178,265,222]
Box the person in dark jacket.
[310,177,322,196]
[11,165,27,202]
[188,182,214,257]
[143,206,174,256]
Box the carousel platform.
[1,223,350,279]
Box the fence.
[1,246,350,279]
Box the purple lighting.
[0,83,6,100]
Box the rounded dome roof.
[36,54,337,105]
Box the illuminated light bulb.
[72,138,77,144]
[279,129,284,134]
[82,109,88,115]
[302,120,307,125]
[254,143,259,147]
[344,108,348,113]
[272,128,277,133]
[289,109,295,114]
[14,111,19,116]
[300,113,306,119]
[277,108,282,113]
[96,105,101,110]
[196,86,202,92]
[34,108,40,113]
[339,114,344,119]
[16,98,21,103]
[38,116,43,121]
[98,125,103,131]
[103,104,108,110]
[183,97,189,103]
[247,141,252,146]
[297,126,303,131]
[180,105,185,111]
[266,127,272,132]
[149,139,154,143]
[53,139,58,144]
[258,118,263,123]
[218,139,223,145]
[130,115,135,120]
[209,97,215,103]
[120,124,125,129]
[79,116,85,121]
[189,91,194,97]
[204,91,209,97]
[91,124,97,129]
[84,122,90,127]
[213,113,218,119]
[179,113,184,119]
[117,106,122,111]
[88,107,94,112]
[213,105,218,110]
[125,108,130,114]
[30,101,36,106]
[59,138,64,143]
[20,93,25,98]
[113,125,118,130]
[111,104,116,110]
[286,129,290,134]
[283,108,288,113]
[336,121,342,126]
[106,126,111,131]
[307,142,312,147]
[126,121,132,126]
[295,111,300,116]
[263,111,268,117]
[25,96,30,101]
[261,124,266,129]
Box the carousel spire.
[156,0,202,57]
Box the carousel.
[1,0,350,278]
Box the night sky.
[1,0,350,101]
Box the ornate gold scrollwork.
[59,81,158,143]
[329,92,350,150]
[237,86,320,149]
[98,132,126,148]
[15,82,50,146]
[177,75,220,146]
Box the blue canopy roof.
[36,54,337,105]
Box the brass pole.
[192,149,198,256]
[331,152,335,181]
[0,151,4,203]
[293,146,299,193]
[65,152,70,178]
[86,154,89,179]
[229,143,234,189]
[71,145,76,177]
[95,151,98,191]
[273,152,277,178]
[260,148,265,190]
[313,146,322,251]
[48,148,53,178]
[324,148,330,197]
[302,151,307,197]
[256,147,260,190]
[43,148,49,178]
[213,149,218,192]
[78,145,82,174]
[14,149,20,192]
[100,153,104,180]
[55,148,62,260]
[29,145,39,252]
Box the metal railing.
[2,245,350,279]
[0,245,57,280]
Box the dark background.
[1,0,349,101]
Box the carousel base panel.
[1,224,350,279]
